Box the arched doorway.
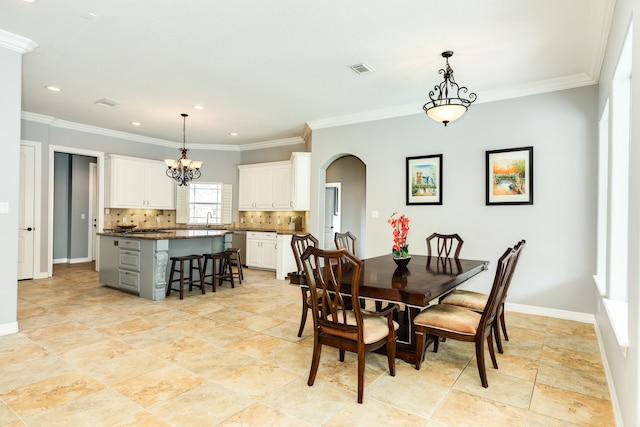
[324,155,366,256]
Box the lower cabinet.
[99,237,141,294]
[117,239,141,293]
[246,232,277,270]
[276,233,297,280]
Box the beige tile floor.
[0,262,615,426]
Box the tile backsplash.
[237,211,307,232]
[104,208,308,232]
[104,209,176,230]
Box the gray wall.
[326,155,366,256]
[0,43,22,331]
[53,153,97,262]
[53,152,70,260]
[240,142,307,164]
[310,86,598,315]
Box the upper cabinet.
[238,152,310,211]
[106,155,176,209]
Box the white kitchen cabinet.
[272,163,293,209]
[106,154,176,209]
[237,152,310,211]
[246,231,277,270]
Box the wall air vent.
[349,62,375,74]
[94,98,121,107]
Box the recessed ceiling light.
[131,122,141,126]
[82,11,99,20]
[229,132,238,136]
[94,98,121,107]
[20,0,38,3]
[45,85,61,92]
[193,105,204,110]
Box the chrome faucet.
[206,212,213,228]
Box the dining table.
[288,254,489,363]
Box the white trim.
[602,298,629,352]
[53,258,69,264]
[0,29,38,54]
[0,322,19,336]
[69,257,91,264]
[22,112,303,152]
[593,310,625,427]
[48,145,105,277]
[505,302,595,324]
[20,140,42,279]
[307,74,597,131]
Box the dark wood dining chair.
[413,244,518,388]
[334,231,358,258]
[291,233,321,337]
[440,240,526,353]
[301,246,399,403]
[426,233,464,258]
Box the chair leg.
[308,340,322,387]
[476,336,488,388]
[494,322,504,354]
[500,305,509,341]
[433,334,440,353]
[387,334,396,377]
[414,329,426,370]
[487,331,499,370]
[297,288,309,337]
[339,349,345,362]
[357,349,365,404]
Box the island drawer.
[119,250,141,271]
[118,270,140,293]
[119,239,141,251]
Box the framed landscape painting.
[486,146,533,205]
[406,154,442,205]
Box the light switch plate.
[0,202,8,214]
[371,210,379,218]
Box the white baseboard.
[505,302,595,324]
[0,322,18,336]
[54,257,92,264]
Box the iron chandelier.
[164,113,203,186]
[423,51,477,127]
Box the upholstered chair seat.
[414,304,481,335]
[441,290,487,311]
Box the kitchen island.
[98,230,230,300]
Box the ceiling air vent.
[94,98,121,107]
[349,62,375,75]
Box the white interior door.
[18,145,35,280]
[89,163,97,261]
[324,183,341,249]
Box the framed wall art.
[486,146,533,205]
[406,154,442,205]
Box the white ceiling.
[1,0,614,148]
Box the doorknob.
[23,227,33,231]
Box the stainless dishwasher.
[231,230,247,267]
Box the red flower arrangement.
[388,212,410,258]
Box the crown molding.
[20,111,306,152]
[238,136,305,152]
[0,30,38,54]
[307,73,597,130]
